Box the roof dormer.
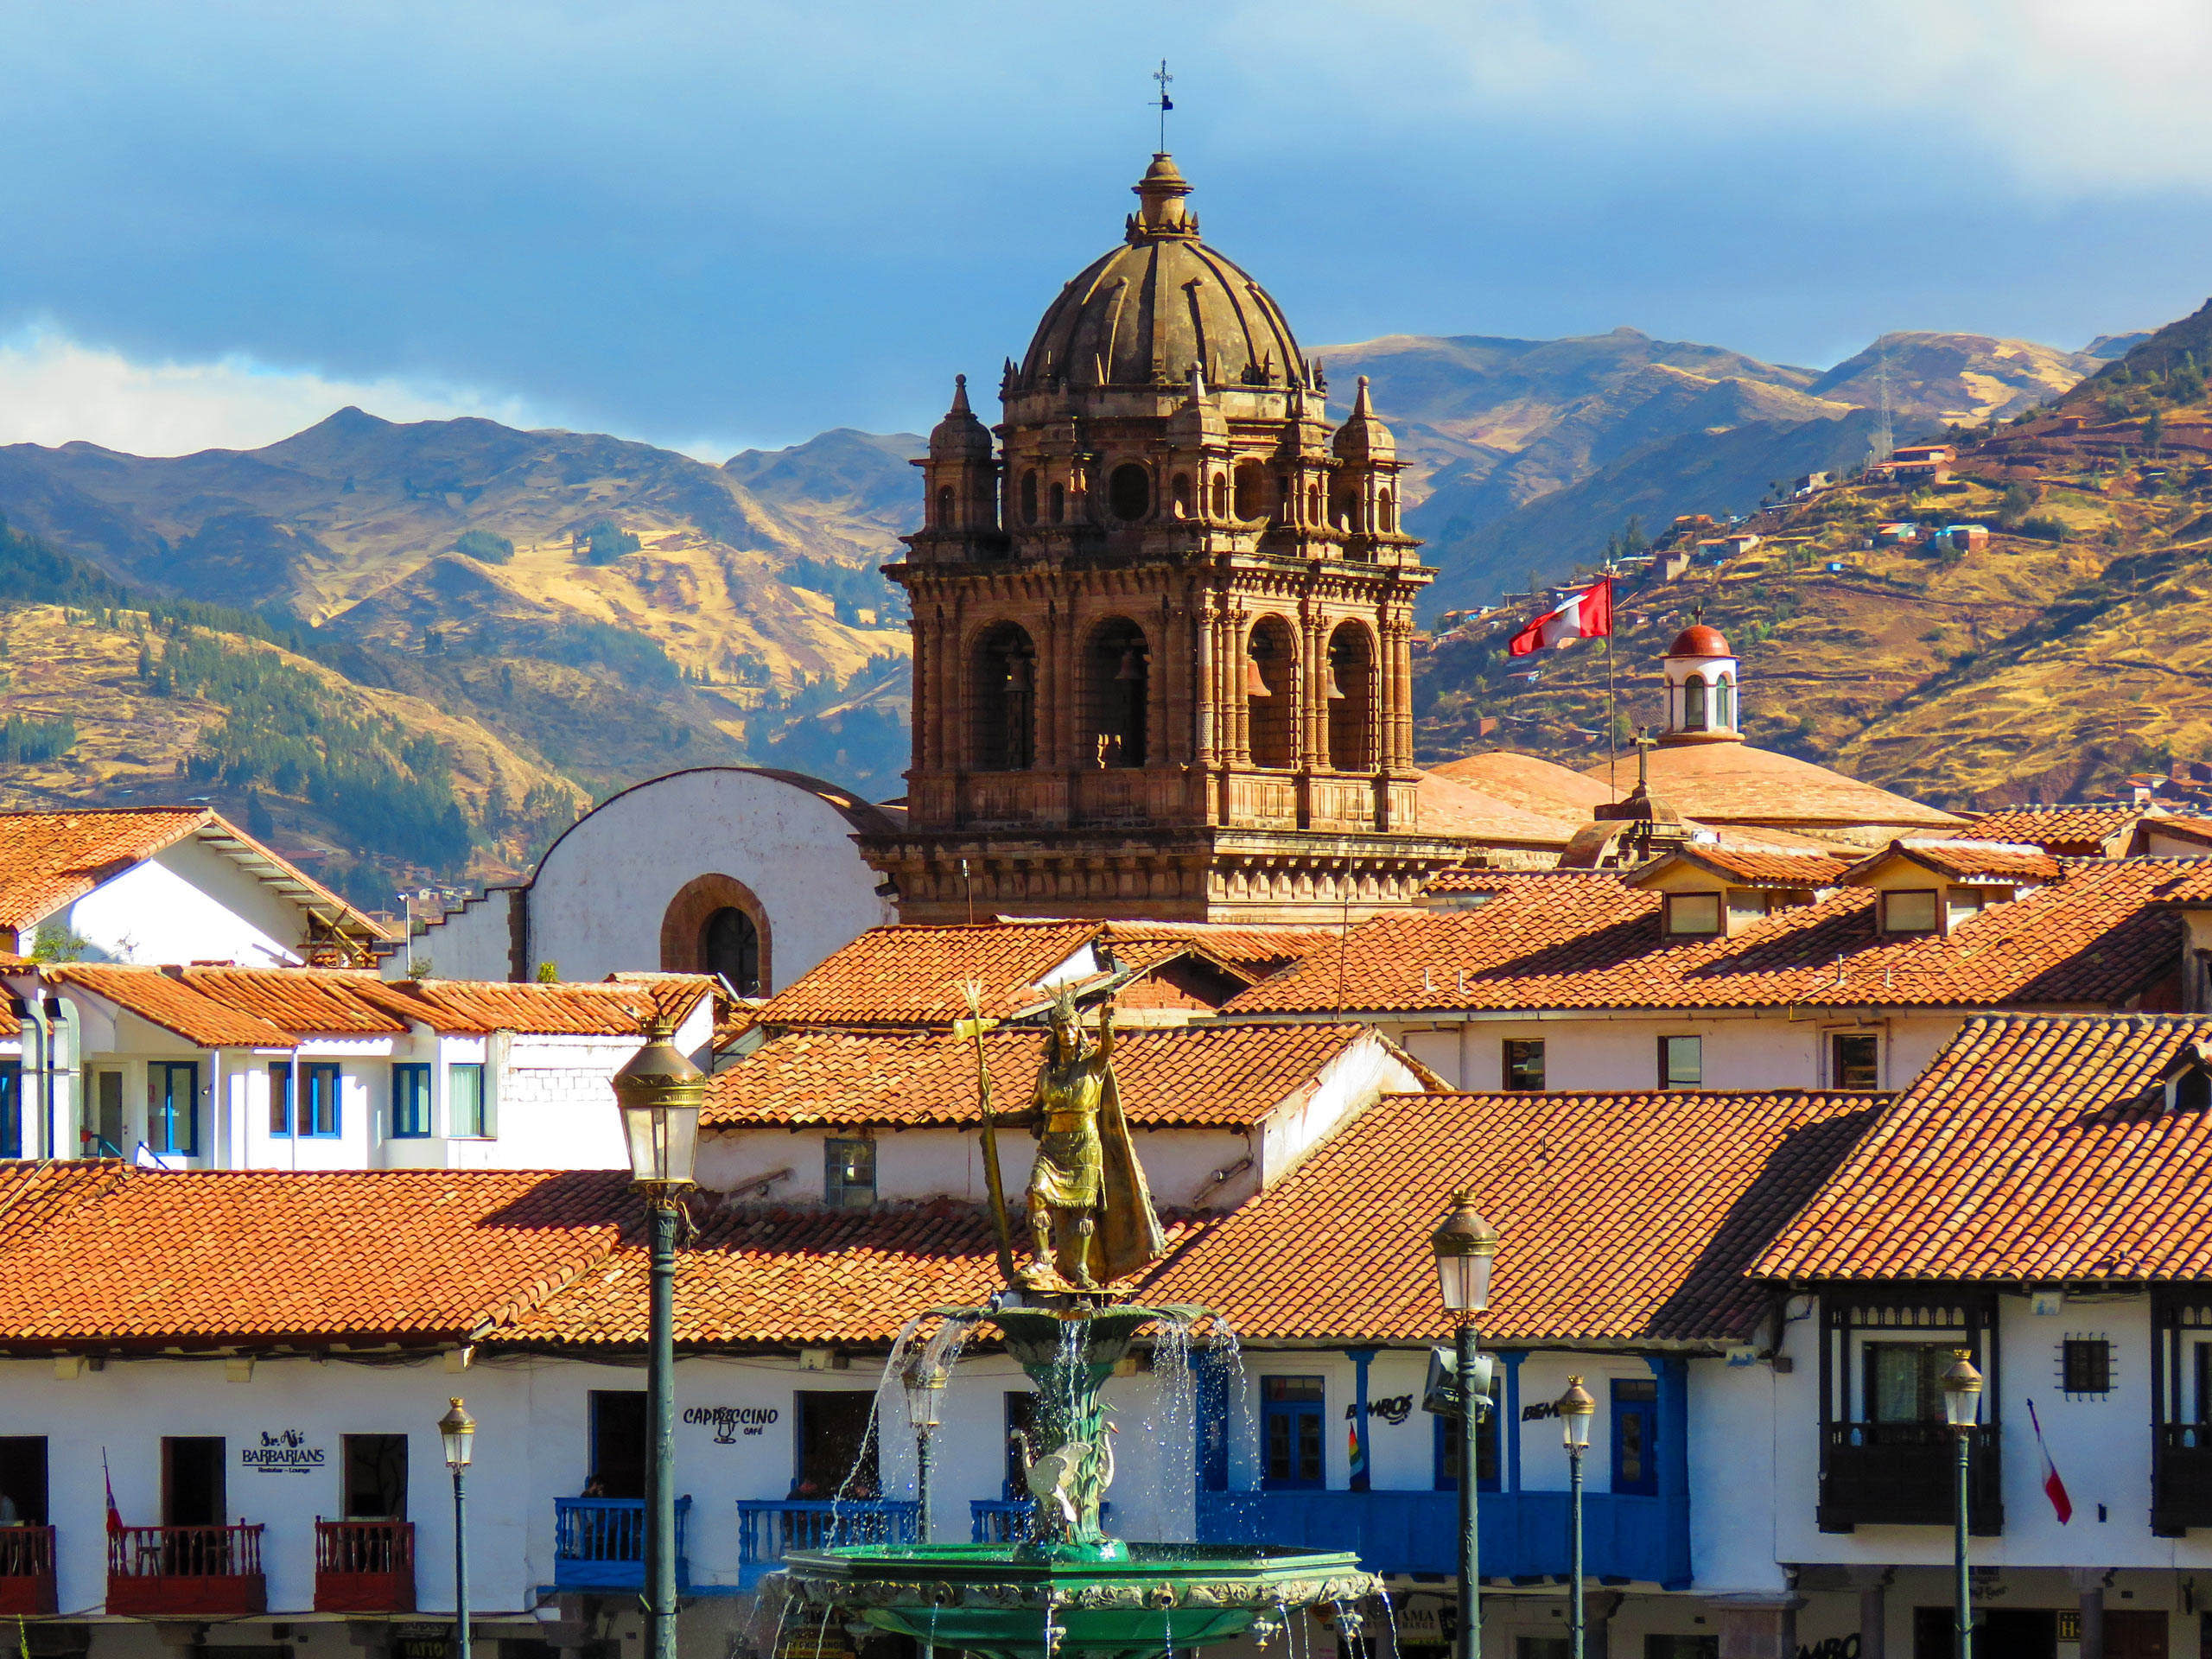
[2157,1037,2212,1113]
[1630,846,1850,938]
[1840,838,2058,936]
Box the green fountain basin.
[776,1541,1378,1659]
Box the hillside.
[1411,299,2212,809]
[1318,327,2107,613]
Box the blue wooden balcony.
[736,1498,920,1591]
[1198,1490,1690,1590]
[552,1497,691,1592]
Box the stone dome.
[1013,154,1308,394]
[928,373,992,460]
[1668,624,1732,658]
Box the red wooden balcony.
[0,1527,56,1616]
[314,1519,415,1613]
[106,1524,266,1617]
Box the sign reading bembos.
[241,1428,327,1473]
[683,1405,779,1443]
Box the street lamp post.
[1557,1378,1596,1659]
[1943,1351,1984,1659]
[439,1397,475,1659]
[904,1357,949,1541]
[1431,1192,1501,1659]
[612,1016,706,1659]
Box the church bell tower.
[858,154,1472,924]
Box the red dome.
[1668,625,1732,658]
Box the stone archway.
[660,873,774,995]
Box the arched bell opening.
[970,620,1039,771]
[1171,473,1194,518]
[1246,616,1298,769]
[1020,470,1040,526]
[935,485,956,528]
[1233,459,1267,520]
[659,874,773,995]
[1108,464,1151,523]
[1325,620,1376,773]
[1087,618,1149,769]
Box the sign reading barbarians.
[240,1428,327,1473]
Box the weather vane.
[1152,59,1173,152]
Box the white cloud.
[0,322,550,457]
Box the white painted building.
[403,768,900,993]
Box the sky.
[4,0,2212,459]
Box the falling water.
[1204,1313,1260,1489]
[1376,1587,1404,1659]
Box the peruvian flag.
[2027,1400,2073,1524]
[104,1449,123,1535]
[1508,577,1612,657]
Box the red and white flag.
[103,1449,123,1536]
[1508,576,1612,657]
[2027,1400,2072,1523]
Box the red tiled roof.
[1961,805,2141,853]
[1229,859,2188,1015]
[704,1020,1384,1130]
[1145,1088,1881,1344]
[1757,1014,2212,1282]
[1842,839,2061,884]
[388,976,705,1036]
[1635,847,1851,889]
[49,965,302,1048]
[2147,816,2212,849]
[756,923,1100,1027]
[0,1165,626,1347]
[1091,921,1337,980]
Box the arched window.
[971,621,1038,771]
[1172,473,1193,517]
[701,906,761,996]
[1379,489,1395,532]
[1049,483,1065,524]
[1020,470,1039,526]
[1233,460,1266,519]
[1088,618,1148,769]
[1109,464,1151,522]
[1247,617,1297,769]
[1684,675,1709,732]
[1715,674,1734,730]
[1211,474,1229,518]
[936,485,956,528]
[1325,622,1376,772]
[1307,482,1321,523]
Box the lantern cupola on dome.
[1660,622,1742,746]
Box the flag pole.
[1606,630,1618,803]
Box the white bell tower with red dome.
[1659,624,1742,745]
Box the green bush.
[0,712,74,763]
[2018,515,2070,543]
[574,519,641,566]
[453,529,515,564]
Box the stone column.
[2069,1568,2110,1659]
[1194,594,1217,768]
[1713,1593,1805,1659]
[1846,1567,1893,1659]
[1586,1591,1626,1659]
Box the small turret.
[907,374,1002,563]
[1126,153,1199,242]
[1331,376,1395,464]
[930,374,994,461]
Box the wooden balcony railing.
[1819,1422,2002,1534]
[106,1524,267,1617]
[315,1519,416,1613]
[735,1498,918,1590]
[552,1497,690,1593]
[0,1527,57,1616]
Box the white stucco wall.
[65,842,322,968]
[407,768,897,989]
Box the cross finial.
[1632,724,1657,791]
[1153,59,1174,151]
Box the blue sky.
[4,0,2211,457]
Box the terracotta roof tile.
[1962,804,2142,854]
[1145,1087,1881,1344]
[1843,839,2061,884]
[0,1165,626,1346]
[389,976,704,1036]
[1231,859,2186,1015]
[704,1021,1382,1129]
[1635,847,1851,888]
[50,965,302,1048]
[756,923,1102,1027]
[1756,1014,2212,1281]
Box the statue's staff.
[957,979,1019,1285]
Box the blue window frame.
[1261,1376,1325,1491]
[1433,1369,1501,1492]
[0,1065,19,1158]
[149,1062,199,1156]
[1611,1377,1658,1496]
[391,1065,432,1138]
[269,1061,294,1136]
[302,1063,342,1138]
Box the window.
[88,1070,123,1158]
[0,1066,17,1159]
[1049,482,1065,524]
[148,1062,199,1157]
[796,1391,876,1497]
[1863,1343,1957,1423]
[1261,1376,1325,1490]
[2180,1068,2212,1114]
[1612,1378,1659,1496]
[1884,890,1941,933]
[1684,677,1708,731]
[2063,1338,2113,1395]
[1664,892,1722,936]
[973,621,1039,773]
[1379,489,1395,532]
[1714,676,1734,729]
[1519,1639,1571,1659]
[0,1437,48,1525]
[269,1061,294,1136]
[1090,620,1148,769]
[1211,474,1229,518]
[391,1065,432,1138]
[1659,1035,1702,1089]
[302,1063,342,1138]
[702,906,762,995]
[1503,1039,1545,1092]
[935,485,955,528]
[1833,1033,1880,1090]
[1108,463,1151,521]
[448,1064,487,1139]
[1170,473,1192,517]
[1951,887,1987,919]
[1233,460,1266,519]
[162,1436,226,1527]
[588,1390,647,1499]
[1645,1640,1718,1659]
[342,1434,409,1520]
[826,1137,875,1208]
[1433,1365,1499,1492]
[1020,469,1039,526]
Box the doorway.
[795,1392,877,1497]
[0,1437,47,1524]
[1912,1607,2058,1659]
[1260,1376,1325,1491]
[1611,1378,1658,1496]
[162,1436,226,1526]
[2107,1611,2167,1659]
[589,1391,647,1499]
[89,1069,124,1156]
[342,1434,408,1520]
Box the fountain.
[766,985,1378,1659]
